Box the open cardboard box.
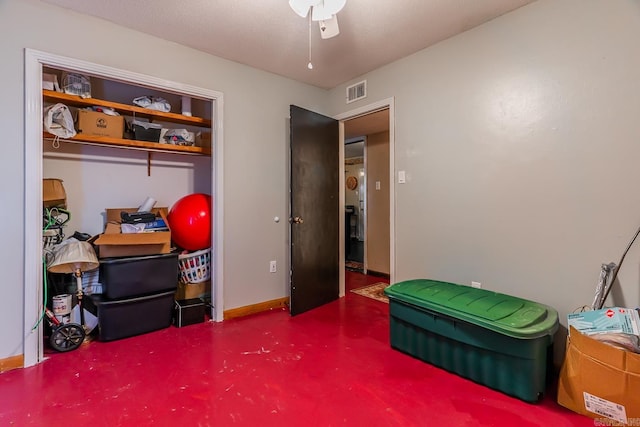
[93,207,171,258]
[557,326,640,425]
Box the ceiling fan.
[289,0,346,39]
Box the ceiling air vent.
[346,80,367,104]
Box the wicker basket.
[178,248,211,284]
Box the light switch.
[375,181,381,190]
[398,171,406,184]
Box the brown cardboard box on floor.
[175,280,211,300]
[77,109,124,138]
[557,326,640,425]
[93,207,171,258]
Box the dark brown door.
[289,105,339,316]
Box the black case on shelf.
[130,120,162,142]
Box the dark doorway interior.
[346,236,363,263]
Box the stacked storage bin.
[88,252,179,341]
[174,248,211,327]
[87,207,179,341]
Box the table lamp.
[47,240,99,330]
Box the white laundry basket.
[178,248,211,284]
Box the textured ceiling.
[42,0,535,89]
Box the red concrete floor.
[0,271,594,426]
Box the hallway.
[0,271,591,426]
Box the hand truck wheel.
[49,323,85,352]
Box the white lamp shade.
[47,240,99,274]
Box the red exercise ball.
[168,193,212,251]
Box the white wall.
[0,0,328,361]
[344,162,361,213]
[366,131,390,275]
[330,0,640,359]
[43,143,211,236]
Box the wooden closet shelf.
[43,90,212,127]
[43,132,212,156]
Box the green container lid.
[385,279,558,339]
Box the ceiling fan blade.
[323,0,346,15]
[289,0,312,18]
[311,3,333,21]
[319,15,340,39]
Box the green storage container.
[384,279,558,402]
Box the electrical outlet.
[269,260,277,273]
[471,281,481,289]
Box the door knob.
[289,216,304,224]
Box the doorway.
[337,100,394,295]
[344,137,365,271]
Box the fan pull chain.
[307,14,313,70]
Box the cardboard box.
[77,110,124,138]
[175,280,211,300]
[42,73,60,91]
[557,326,640,424]
[197,131,212,149]
[43,178,67,208]
[93,207,171,258]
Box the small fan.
[289,0,346,39]
[61,72,91,98]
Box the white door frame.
[334,97,395,296]
[23,49,225,367]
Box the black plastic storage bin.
[89,291,175,341]
[131,120,162,142]
[100,252,178,299]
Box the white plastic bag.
[132,96,171,113]
[44,103,76,139]
[163,128,195,146]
